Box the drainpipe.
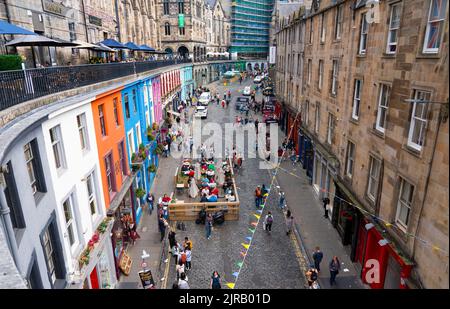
[0,185,21,271]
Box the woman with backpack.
[306,266,319,289]
[210,271,222,289]
[264,211,274,232]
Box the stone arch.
[178,45,189,58]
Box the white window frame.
[145,111,150,128]
[386,3,401,54]
[327,113,334,145]
[105,153,114,194]
[77,113,89,152]
[308,59,312,85]
[395,178,414,231]
[136,124,142,147]
[359,13,368,55]
[345,141,355,178]
[128,130,135,156]
[407,90,430,151]
[304,101,310,126]
[50,125,65,170]
[314,103,320,134]
[86,172,99,221]
[335,4,343,40]
[423,0,448,54]
[309,18,313,44]
[367,156,381,202]
[331,60,338,95]
[352,79,362,120]
[24,142,37,195]
[62,194,78,250]
[318,60,324,90]
[375,84,390,133]
[320,13,326,43]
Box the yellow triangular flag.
[226,283,235,289]
[385,223,392,227]
[254,214,261,220]
[242,243,250,249]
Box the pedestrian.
[285,210,294,235]
[227,90,231,100]
[290,148,297,165]
[129,223,140,245]
[329,256,341,286]
[166,135,172,154]
[322,197,330,218]
[185,247,192,270]
[158,214,167,242]
[221,99,225,108]
[172,242,181,264]
[313,247,324,272]
[306,266,319,289]
[147,193,155,215]
[205,213,213,239]
[210,271,222,289]
[163,142,169,157]
[278,191,286,210]
[178,272,190,289]
[168,229,177,252]
[183,237,193,250]
[172,282,179,289]
[264,211,273,232]
[255,185,262,208]
[176,260,185,281]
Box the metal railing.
[0,58,192,111]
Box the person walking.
[205,213,213,240]
[147,193,155,215]
[185,247,192,270]
[329,256,341,286]
[178,272,190,289]
[278,191,286,210]
[210,271,222,289]
[168,229,177,253]
[255,186,262,208]
[158,214,167,242]
[290,148,297,165]
[285,210,294,236]
[176,260,185,281]
[306,266,319,289]
[313,247,324,272]
[166,135,172,155]
[183,237,193,251]
[264,211,273,233]
[322,197,330,219]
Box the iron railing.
[0,58,192,111]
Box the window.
[118,141,127,177]
[49,126,65,169]
[304,101,310,125]
[375,84,391,133]
[297,54,301,76]
[331,60,338,95]
[179,26,185,35]
[62,195,77,247]
[98,105,107,136]
[314,102,320,134]
[24,142,37,194]
[132,89,137,113]
[352,79,362,120]
[136,124,142,146]
[165,22,171,36]
[345,141,356,178]
[327,113,335,145]
[386,4,401,54]
[307,59,312,85]
[68,22,76,42]
[320,13,326,43]
[128,131,135,155]
[395,178,414,230]
[359,13,368,54]
[367,156,381,202]
[113,98,120,126]
[42,226,57,284]
[334,4,343,40]
[77,113,89,151]
[408,90,431,151]
[163,0,169,15]
[309,18,313,43]
[41,221,64,286]
[3,161,25,229]
[124,94,130,119]
[178,0,184,14]
[318,60,324,90]
[104,153,115,194]
[423,0,448,53]
[86,173,98,218]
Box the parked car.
[235,96,249,111]
[198,92,211,105]
[263,112,278,123]
[195,105,208,119]
[243,86,251,96]
[223,70,240,78]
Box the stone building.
[276,0,449,288]
[205,0,231,55]
[158,0,207,61]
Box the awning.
[5,35,70,47]
[0,20,36,35]
[106,173,137,216]
[98,38,129,49]
[124,42,141,50]
[51,38,80,47]
[96,42,116,52]
[72,40,113,51]
[139,44,156,52]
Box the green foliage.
[0,55,23,71]
[135,187,146,199]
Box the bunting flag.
[241,243,249,249]
[246,236,252,241]
[253,214,261,220]
[240,251,247,257]
[232,272,239,277]
[236,262,243,268]
[256,209,263,214]
[250,222,257,227]
[226,283,235,289]
[248,228,255,234]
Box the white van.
[195,105,208,119]
[198,92,211,105]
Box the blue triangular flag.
[246,236,252,241]
[232,272,239,277]
[256,209,263,213]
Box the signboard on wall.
[42,0,69,16]
[89,15,102,26]
[178,14,185,28]
[269,46,276,64]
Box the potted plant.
[131,153,137,162]
[152,122,159,131]
[135,187,146,199]
[154,144,164,155]
[148,164,157,173]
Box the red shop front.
[355,217,414,289]
[286,110,300,154]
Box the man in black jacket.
[312,247,324,272]
[323,197,330,218]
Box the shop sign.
[138,269,155,289]
[42,0,69,16]
[89,15,102,26]
[178,14,185,28]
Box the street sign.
[269,46,276,64]
[138,269,155,289]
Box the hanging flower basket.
[147,132,155,141]
[148,164,157,173]
[135,187,146,199]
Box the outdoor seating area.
[169,157,240,221]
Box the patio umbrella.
[95,42,116,52]
[5,35,63,46]
[0,20,36,35]
[124,42,141,50]
[139,44,155,52]
[98,38,129,49]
